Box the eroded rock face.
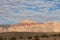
[0,24,10,32]
[0,20,60,32]
[7,20,58,32]
[8,22,54,32]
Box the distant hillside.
[0,20,60,33]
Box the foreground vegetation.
[0,32,60,40]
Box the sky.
[0,0,60,24]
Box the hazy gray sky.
[0,0,60,24]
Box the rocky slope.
[0,20,60,32]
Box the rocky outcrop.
[0,20,60,32]
[8,20,60,32]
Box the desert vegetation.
[0,32,60,40]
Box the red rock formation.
[8,20,54,32]
[0,20,60,33]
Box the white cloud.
[0,0,60,24]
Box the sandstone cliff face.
[7,20,60,32]
[0,20,60,32]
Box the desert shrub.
[28,36,32,39]
[57,34,60,37]
[0,38,3,40]
[19,36,26,39]
[3,38,7,40]
[40,34,49,38]
[52,34,57,37]
[34,35,40,40]
[9,37,16,40]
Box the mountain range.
[0,20,60,33]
